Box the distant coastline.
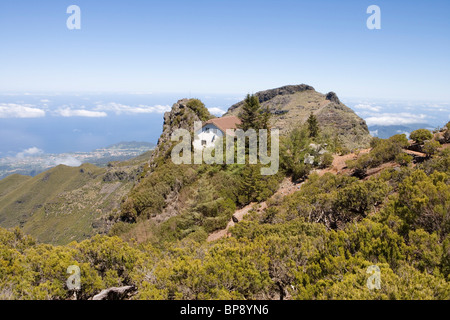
[0,141,155,180]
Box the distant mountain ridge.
[368,123,435,139]
[0,141,155,180]
[225,84,372,150]
[103,141,156,150]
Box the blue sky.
[0,1,449,157]
[1,0,449,100]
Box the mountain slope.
[225,84,372,150]
[0,153,151,245]
[0,174,32,198]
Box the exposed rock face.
[227,84,314,114]
[326,91,341,104]
[149,99,214,167]
[103,170,135,182]
[225,84,372,150]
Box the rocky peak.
[325,91,341,104]
[224,84,372,150]
[149,98,214,166]
[255,84,315,103]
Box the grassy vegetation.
[0,174,32,198]
[346,134,410,178]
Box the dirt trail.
[315,148,371,176]
[206,177,301,242]
[404,149,427,157]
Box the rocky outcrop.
[149,99,214,168]
[91,286,137,300]
[103,170,134,182]
[326,91,341,104]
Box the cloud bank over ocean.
[0,103,46,118]
[345,99,449,128]
[0,93,448,156]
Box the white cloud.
[51,156,82,167]
[40,99,50,103]
[396,130,410,138]
[0,103,46,118]
[208,107,226,116]
[55,107,107,118]
[16,147,44,158]
[424,103,450,109]
[354,104,382,112]
[94,103,171,115]
[365,113,428,126]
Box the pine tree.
[239,164,263,204]
[260,106,271,130]
[239,94,262,131]
[307,112,319,138]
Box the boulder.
[326,91,341,104]
[91,286,137,300]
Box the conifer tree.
[260,106,271,130]
[239,94,262,131]
[307,112,319,138]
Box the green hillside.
[0,153,151,245]
[0,174,32,198]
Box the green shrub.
[395,153,413,166]
[348,134,410,177]
[423,140,441,157]
[186,99,212,121]
[410,129,433,144]
[320,152,334,169]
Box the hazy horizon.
[0,91,448,158]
